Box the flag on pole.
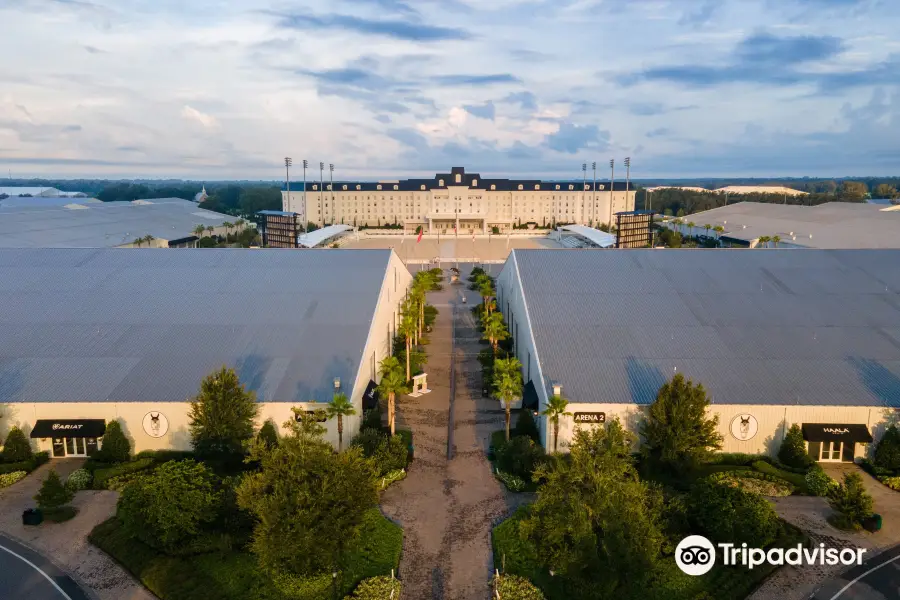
[417,229,423,243]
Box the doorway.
[51,437,99,458]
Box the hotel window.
[535,185,540,190]
[394,185,399,190]
[584,184,589,190]
[356,185,361,190]
[599,184,605,190]
[420,185,426,190]
[342,185,347,190]
[377,185,382,190]
[518,184,523,190]
[555,184,560,190]
[327,184,332,190]
[455,174,461,183]
[491,184,496,190]
[472,179,478,186]
[312,185,318,190]
[439,179,444,186]
[568,185,574,190]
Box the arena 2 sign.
[573,412,606,424]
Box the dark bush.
[373,435,408,476]
[93,458,155,489]
[829,472,874,527]
[257,420,279,449]
[99,420,132,463]
[496,436,545,481]
[0,451,49,475]
[2,427,33,463]
[778,424,813,470]
[133,450,196,464]
[874,424,900,472]
[514,410,541,443]
[361,405,382,431]
[352,428,386,457]
[35,470,74,510]
[687,479,780,548]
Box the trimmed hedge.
[493,574,546,600]
[135,450,197,464]
[0,471,27,489]
[751,461,810,493]
[93,458,154,490]
[343,576,402,599]
[0,451,49,475]
[707,471,794,497]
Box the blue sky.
[1,0,899,179]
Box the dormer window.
[535,185,540,190]
[455,174,461,183]
[584,184,589,190]
[439,179,444,187]
[518,184,523,190]
[394,185,399,190]
[568,185,574,190]
[312,184,318,190]
[491,185,496,190]
[472,179,478,187]
[420,185,426,191]
[599,184,605,190]
[327,184,332,190]
[377,185,382,190]
[555,184,560,190]
[356,185,361,190]
[342,185,347,190]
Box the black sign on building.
[258,210,303,248]
[615,210,655,248]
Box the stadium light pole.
[329,163,335,225]
[591,161,597,226]
[624,157,631,211]
[302,160,308,228]
[284,157,292,211]
[608,159,615,229]
[319,162,324,228]
[581,162,587,225]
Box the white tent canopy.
[297,224,354,248]
[557,224,617,248]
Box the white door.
[819,441,843,462]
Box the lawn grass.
[492,505,808,600]
[90,508,402,600]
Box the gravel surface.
[381,268,532,600]
[0,459,157,600]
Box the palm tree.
[541,394,572,453]
[132,238,143,247]
[713,225,725,247]
[493,357,523,441]
[377,357,409,435]
[326,392,356,451]
[143,235,155,247]
[206,225,215,237]
[235,218,246,233]
[703,224,712,238]
[478,279,495,312]
[758,235,771,248]
[398,310,417,381]
[772,235,781,248]
[193,225,206,239]
[482,311,508,354]
[686,221,696,239]
[222,221,233,239]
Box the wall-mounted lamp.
[333,377,341,391]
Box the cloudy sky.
[2,0,899,179]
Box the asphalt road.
[811,543,900,600]
[0,533,92,600]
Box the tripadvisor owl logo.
[675,535,867,576]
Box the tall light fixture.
[302,160,308,226]
[329,163,335,225]
[319,162,324,227]
[591,161,597,226]
[608,159,615,228]
[624,157,631,211]
[284,157,292,211]
[581,162,587,225]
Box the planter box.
[863,514,883,533]
[23,508,43,526]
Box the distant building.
[283,166,636,232]
[661,201,900,249]
[715,185,808,197]
[0,186,89,198]
[193,185,208,203]
[645,186,710,193]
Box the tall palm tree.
[478,280,494,312]
[223,221,233,239]
[326,392,356,452]
[377,356,409,435]
[398,310,417,381]
[482,311,508,354]
[758,235,771,248]
[132,238,143,247]
[143,235,155,247]
[703,224,712,238]
[686,221,696,239]
[713,225,725,247]
[542,394,572,453]
[235,218,246,233]
[493,357,523,441]
[206,225,215,237]
[193,225,206,239]
[772,235,781,248]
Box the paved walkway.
[0,460,157,600]
[750,463,900,600]
[381,266,530,600]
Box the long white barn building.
[282,166,636,232]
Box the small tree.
[493,357,523,442]
[688,480,780,547]
[99,419,132,463]
[874,424,900,471]
[377,356,409,436]
[482,311,508,354]
[829,472,874,527]
[118,460,221,552]
[257,419,280,449]
[541,394,571,453]
[2,426,32,462]
[778,424,813,469]
[35,470,73,510]
[640,374,723,474]
[189,366,260,460]
[327,392,356,452]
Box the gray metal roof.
[668,202,900,249]
[0,248,394,404]
[512,249,900,407]
[0,198,230,248]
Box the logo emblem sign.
[730,414,758,441]
[142,412,169,438]
[675,535,716,576]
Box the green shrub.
[752,461,809,493]
[118,460,222,553]
[65,468,93,492]
[874,424,900,471]
[343,576,401,599]
[688,480,780,547]
[778,424,814,469]
[352,428,387,458]
[515,410,541,443]
[708,471,794,496]
[396,429,413,463]
[704,453,769,466]
[378,469,406,490]
[0,471,27,489]
[99,420,132,463]
[133,450,196,464]
[493,574,546,600]
[361,405,382,431]
[0,451,49,475]
[93,458,154,489]
[496,435,545,481]
[44,506,78,523]
[495,470,526,492]
[256,420,279,449]
[806,466,839,497]
[2,426,33,463]
[880,476,900,491]
[35,470,74,509]
[373,435,408,476]
[828,472,874,527]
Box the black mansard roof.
[286,166,632,193]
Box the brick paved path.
[381,265,529,600]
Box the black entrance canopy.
[363,380,380,411]
[522,380,539,412]
[30,419,106,439]
[801,423,873,444]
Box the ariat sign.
[824,428,850,435]
[573,412,606,424]
[52,424,83,431]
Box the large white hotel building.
[282,166,636,232]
